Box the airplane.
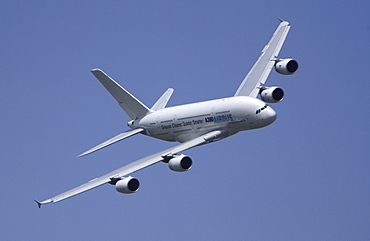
[35,19,298,208]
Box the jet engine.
[168,154,193,172]
[260,86,284,103]
[275,58,298,75]
[115,176,140,194]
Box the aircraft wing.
[234,20,291,97]
[36,130,228,207]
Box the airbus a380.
[35,19,298,207]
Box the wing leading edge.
[36,130,228,207]
[234,20,291,97]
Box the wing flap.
[36,130,228,207]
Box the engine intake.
[115,176,140,194]
[275,58,298,75]
[260,86,284,103]
[168,154,193,172]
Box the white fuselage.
[130,96,277,143]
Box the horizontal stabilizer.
[78,128,144,157]
[151,88,174,110]
[91,69,151,119]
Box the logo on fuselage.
[205,114,233,123]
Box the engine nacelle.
[168,154,193,172]
[275,58,298,75]
[260,86,284,103]
[115,176,140,194]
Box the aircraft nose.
[258,106,277,126]
[266,106,277,124]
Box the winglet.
[34,200,42,208]
[34,199,53,208]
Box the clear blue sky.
[1,1,369,240]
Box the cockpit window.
[256,104,268,114]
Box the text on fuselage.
[160,114,233,130]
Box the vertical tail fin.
[91,69,151,119]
